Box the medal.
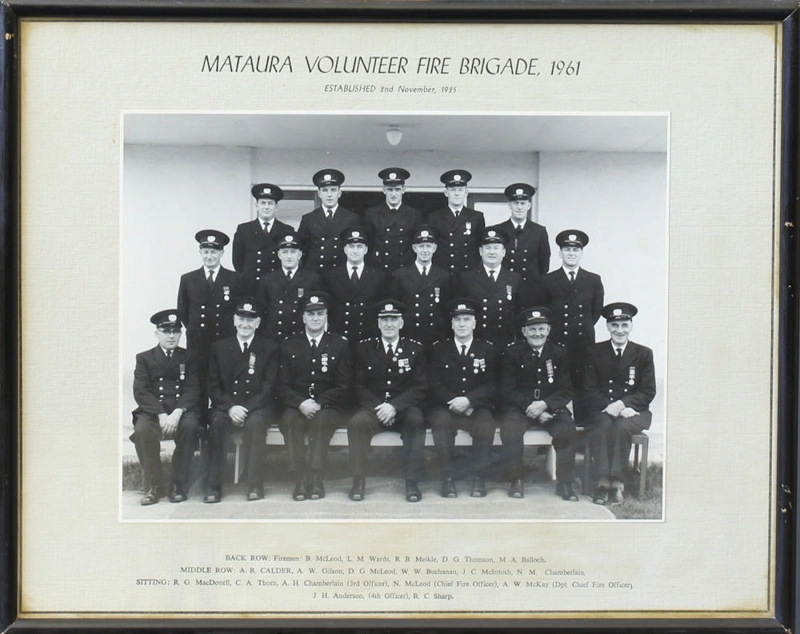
[179,363,185,381]
[628,366,636,386]
[248,353,256,375]
[297,287,304,298]
[546,359,554,384]
[321,353,329,373]
[506,284,513,301]
[434,287,440,303]
[464,222,472,235]
[223,285,230,301]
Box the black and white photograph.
[120,111,668,521]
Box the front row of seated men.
[131,295,655,507]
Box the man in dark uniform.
[500,307,579,501]
[232,183,294,294]
[348,300,427,503]
[206,298,280,503]
[454,227,526,350]
[584,303,656,506]
[491,182,550,303]
[428,299,497,498]
[428,169,485,274]
[278,293,353,501]
[256,231,321,342]
[364,168,420,273]
[542,229,604,419]
[130,309,201,505]
[177,229,244,405]
[389,225,452,348]
[323,227,386,347]
[297,169,359,274]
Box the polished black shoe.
[309,476,325,500]
[470,476,487,498]
[247,486,264,501]
[508,478,524,498]
[592,486,609,505]
[140,487,159,506]
[204,488,221,504]
[293,480,308,501]
[169,485,186,504]
[405,480,422,503]
[560,481,579,502]
[349,476,365,501]
[440,478,457,498]
[609,487,624,506]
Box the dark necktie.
[533,348,540,360]
[488,269,496,283]
[207,270,214,289]
[310,338,318,354]
[286,270,293,281]
[165,349,172,360]
[242,341,249,354]
[263,222,270,236]
[515,224,523,236]
[386,343,394,361]
[351,267,359,284]
[569,271,576,284]
[460,344,467,358]
[421,266,427,279]
[616,347,623,360]
[325,209,333,220]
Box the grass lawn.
[607,462,663,520]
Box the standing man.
[428,169,485,274]
[177,229,244,405]
[583,303,656,506]
[428,299,497,498]
[455,228,525,350]
[491,182,550,303]
[130,309,201,505]
[232,183,294,294]
[278,292,353,501]
[389,225,452,348]
[323,227,386,347]
[500,307,579,501]
[364,167,420,273]
[347,300,427,503]
[256,231,321,342]
[206,298,280,503]
[542,229,604,418]
[297,169,359,274]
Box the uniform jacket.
[323,264,386,343]
[501,340,573,414]
[363,202,421,272]
[256,267,322,341]
[232,218,294,293]
[542,267,604,354]
[429,338,497,410]
[583,340,656,417]
[208,335,280,413]
[492,219,551,286]
[455,266,526,349]
[427,206,486,273]
[132,345,201,416]
[389,264,452,346]
[297,206,359,273]
[177,267,244,347]
[278,331,353,409]
[354,337,427,413]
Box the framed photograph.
[2,1,797,631]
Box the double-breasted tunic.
[232,218,294,293]
[363,202,421,273]
[455,267,526,349]
[256,268,322,341]
[297,206,359,273]
[389,264,452,347]
[492,219,550,294]
[323,265,386,345]
[427,206,486,273]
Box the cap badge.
[532,311,541,318]
[310,296,319,303]
[385,303,394,311]
[243,303,253,311]
[324,173,331,180]
[286,236,294,243]
[168,314,177,322]
[458,304,467,310]
[454,174,461,181]
[208,235,216,242]
[488,230,496,237]
[569,234,577,241]
[516,188,523,195]
[389,172,396,179]
[613,309,622,316]
[421,230,430,238]
[353,231,360,238]
[264,187,271,193]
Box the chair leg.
[233,435,241,485]
[638,435,649,498]
[582,441,592,493]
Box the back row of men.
[132,296,654,509]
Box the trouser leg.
[430,406,456,478]
[307,408,339,472]
[171,410,200,492]
[467,407,496,477]
[399,407,426,481]
[279,408,308,474]
[544,410,578,482]
[347,409,381,477]
[499,410,528,480]
[207,409,230,490]
[131,413,163,490]
[608,413,650,480]
[243,408,272,488]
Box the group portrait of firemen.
[129,166,656,509]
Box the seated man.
[130,309,201,505]
[206,298,280,503]
[348,300,427,503]
[584,302,656,506]
[500,307,579,501]
[429,299,497,498]
[278,292,353,501]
